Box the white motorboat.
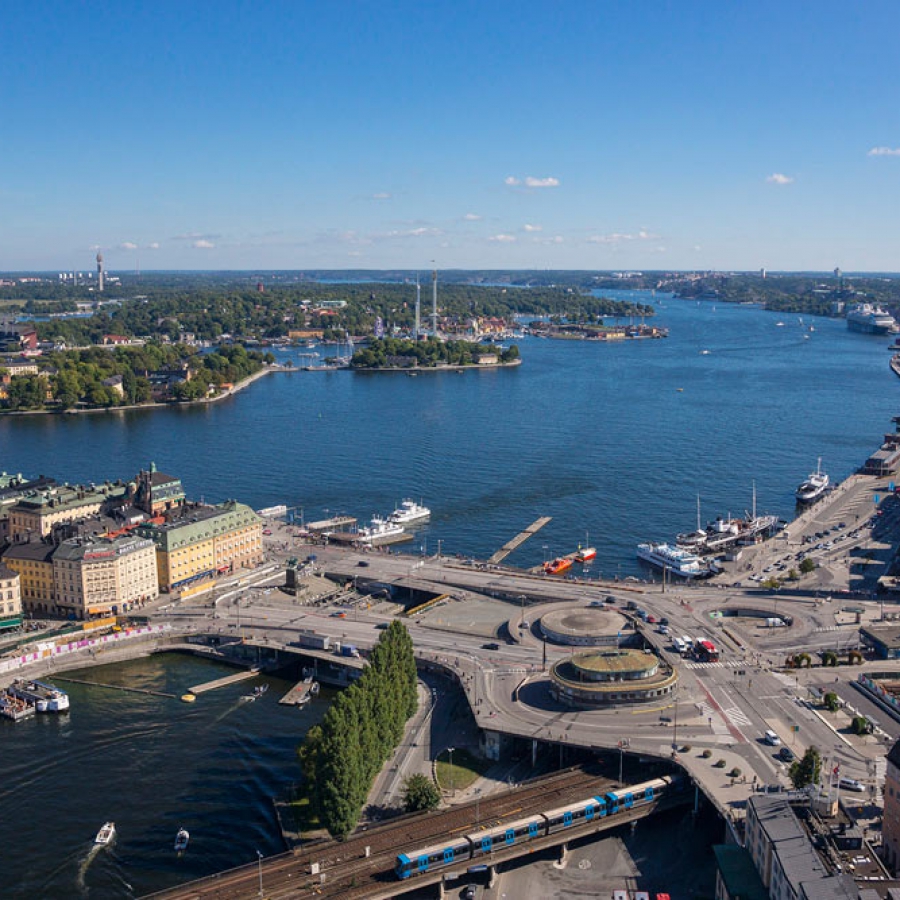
[388,499,431,525]
[174,827,190,854]
[796,459,829,503]
[95,822,116,845]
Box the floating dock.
[279,677,319,706]
[0,690,35,721]
[306,516,357,533]
[188,669,259,696]
[489,517,552,564]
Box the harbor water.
[0,653,326,899]
[0,293,898,894]
[0,294,896,576]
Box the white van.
[764,729,781,746]
[682,635,693,650]
[672,637,686,653]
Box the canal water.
[0,654,326,899]
[1,293,897,576]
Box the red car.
[646,615,657,624]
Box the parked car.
[838,777,865,792]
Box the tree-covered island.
[350,335,520,369]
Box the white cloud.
[119,241,138,251]
[524,176,559,188]
[147,242,160,250]
[766,173,794,185]
[587,230,659,244]
[868,146,900,157]
[173,231,220,241]
[463,212,482,221]
[505,175,560,188]
[534,235,564,244]
[193,239,215,249]
[523,223,542,232]
[372,191,391,200]
[381,226,441,239]
[693,245,702,252]
[489,234,516,242]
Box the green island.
[350,335,520,370]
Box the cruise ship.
[847,303,898,335]
[636,542,711,578]
[796,459,829,504]
[388,499,431,526]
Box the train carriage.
[467,814,547,859]
[543,795,606,835]
[395,835,472,879]
[395,775,678,881]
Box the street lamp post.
[447,746,455,796]
[256,850,264,897]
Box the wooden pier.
[188,669,259,695]
[488,516,552,564]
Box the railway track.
[146,764,623,900]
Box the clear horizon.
[3,2,899,272]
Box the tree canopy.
[298,620,419,839]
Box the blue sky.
[2,1,899,272]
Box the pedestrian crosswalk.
[683,659,745,670]
[724,706,753,727]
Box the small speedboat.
[174,827,190,854]
[95,822,116,845]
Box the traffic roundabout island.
[549,648,678,709]
[539,607,628,646]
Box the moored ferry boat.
[636,542,711,578]
[9,678,69,712]
[574,546,596,563]
[389,499,431,525]
[796,459,829,503]
[357,514,406,545]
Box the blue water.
[1,293,896,576]
[0,654,329,899]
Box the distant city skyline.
[2,1,898,272]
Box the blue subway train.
[395,775,675,880]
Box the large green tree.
[789,746,821,789]
[402,774,441,813]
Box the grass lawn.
[289,794,328,838]
[435,748,491,793]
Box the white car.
[837,777,865,792]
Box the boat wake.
[75,843,102,894]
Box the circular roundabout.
[549,648,678,709]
